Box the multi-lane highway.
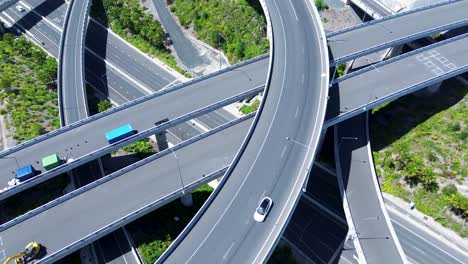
[285,162,468,264]
[325,33,468,127]
[328,0,468,65]
[0,115,253,263]
[58,0,90,124]
[160,0,329,262]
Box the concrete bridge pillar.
[386,45,403,59]
[154,132,169,152]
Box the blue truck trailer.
[15,165,36,182]
[105,124,135,144]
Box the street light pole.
[170,147,185,194]
[218,33,228,70]
[1,156,20,169]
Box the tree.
[97,100,112,112]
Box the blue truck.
[15,164,36,182]
[105,124,135,144]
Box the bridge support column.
[181,193,193,207]
[385,45,403,59]
[154,132,169,152]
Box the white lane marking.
[0,236,3,246]
[301,74,305,84]
[19,0,62,32]
[288,0,299,21]
[302,194,346,225]
[254,0,328,261]
[280,145,287,158]
[392,220,465,264]
[294,107,299,119]
[353,254,360,262]
[222,242,235,260]
[160,79,179,91]
[0,250,5,262]
[411,246,426,255]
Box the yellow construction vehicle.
[3,242,41,264]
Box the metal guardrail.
[0,53,268,159]
[327,0,460,38]
[57,0,74,126]
[333,32,468,84]
[155,1,275,262]
[330,19,468,65]
[0,113,255,233]
[325,64,468,128]
[0,87,263,200]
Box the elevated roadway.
[0,57,268,199]
[0,115,253,264]
[325,33,468,127]
[334,113,406,263]
[160,0,329,262]
[0,0,17,12]
[349,0,392,18]
[58,0,90,124]
[328,0,468,65]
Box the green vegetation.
[315,0,329,11]
[97,99,113,112]
[122,139,156,158]
[91,0,189,77]
[371,82,467,237]
[336,63,346,78]
[240,99,260,114]
[268,244,300,264]
[128,184,214,263]
[0,34,59,142]
[170,0,269,62]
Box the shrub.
[97,99,113,112]
[315,0,329,11]
[442,184,457,196]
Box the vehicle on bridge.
[15,165,36,182]
[105,124,136,144]
[3,242,41,264]
[254,196,273,222]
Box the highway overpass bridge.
[1,0,465,200]
[0,0,468,262]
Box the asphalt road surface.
[325,33,468,126]
[59,0,90,124]
[0,117,253,263]
[335,113,405,263]
[0,57,268,198]
[328,0,468,64]
[161,0,329,262]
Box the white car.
[253,197,273,222]
[15,5,25,12]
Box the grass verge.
[0,34,59,142]
[90,0,190,77]
[371,80,467,237]
[169,0,269,63]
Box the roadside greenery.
[91,0,189,77]
[97,99,112,112]
[371,82,467,237]
[240,99,260,115]
[315,0,329,11]
[128,184,214,263]
[122,139,156,159]
[170,0,269,62]
[0,34,59,142]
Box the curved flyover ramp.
[0,115,253,263]
[58,0,91,125]
[334,113,406,264]
[159,0,329,262]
